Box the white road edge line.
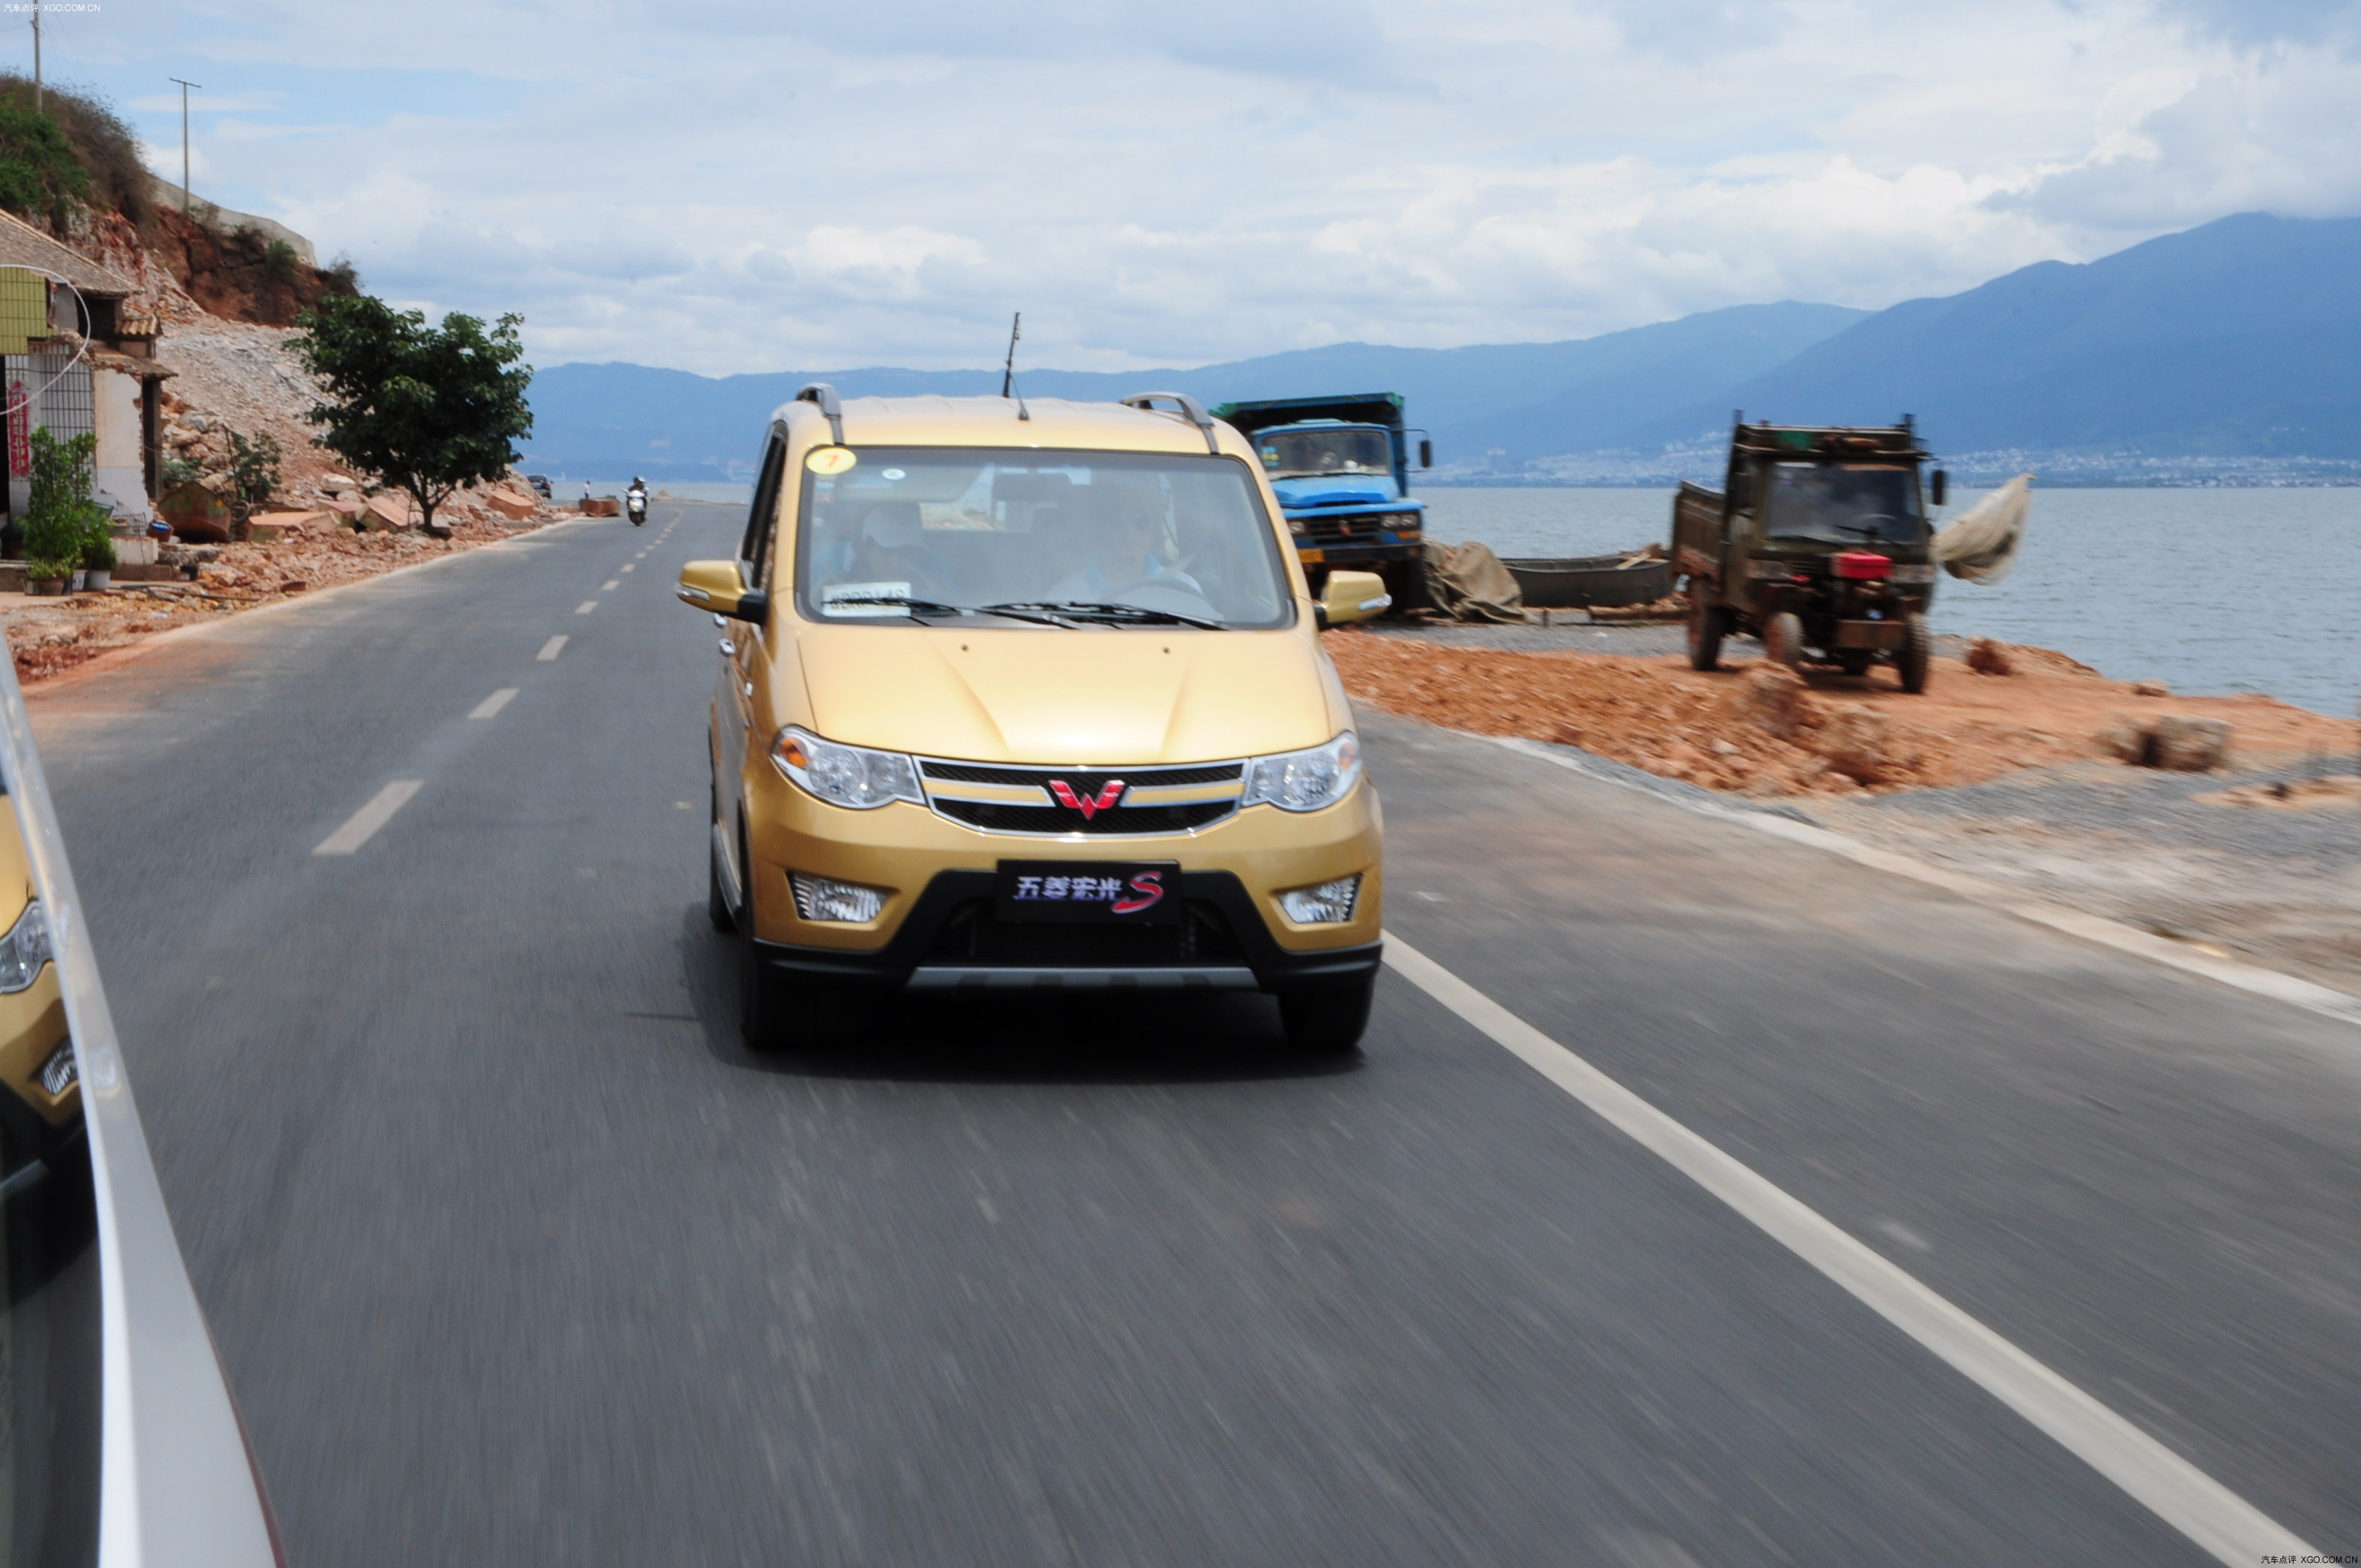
[574,600,599,614]
[1380,932,2315,1567]
[536,635,568,661]
[468,688,518,719]
[311,780,424,857]
[1490,735,2361,1032]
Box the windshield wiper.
[827,594,1084,628]
[986,600,1228,631]
[824,593,971,617]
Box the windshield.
[1759,462,1926,548]
[1256,427,1394,482]
[796,448,1293,629]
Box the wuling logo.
[1047,779,1125,819]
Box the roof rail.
[797,382,844,446]
[1120,391,1220,455]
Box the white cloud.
[61,0,2361,372]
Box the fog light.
[790,874,887,923]
[1278,874,1360,924]
[37,1038,76,1097]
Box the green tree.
[291,294,532,535]
[21,427,106,580]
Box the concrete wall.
[93,369,148,521]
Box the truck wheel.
[1278,973,1375,1055]
[1382,559,1426,614]
[1897,612,1932,694]
[1763,611,1805,671]
[1686,590,1726,670]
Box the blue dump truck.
[1210,393,1431,611]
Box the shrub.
[0,102,91,229]
[0,73,148,228]
[22,427,96,566]
[227,429,280,503]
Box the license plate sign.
[997,861,1180,923]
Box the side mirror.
[1930,469,1948,507]
[678,559,768,623]
[1314,569,1390,629]
[1418,438,1433,470]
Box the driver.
[1050,496,1201,603]
[849,501,951,602]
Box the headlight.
[1278,875,1361,924]
[0,900,50,993]
[1242,732,1362,813]
[790,874,888,923]
[769,727,922,810]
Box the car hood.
[1272,476,1397,509]
[794,623,1346,764]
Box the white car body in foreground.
[0,657,279,1568]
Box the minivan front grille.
[916,757,1247,837]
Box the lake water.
[559,474,2361,716]
[1421,487,2361,718]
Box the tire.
[1896,611,1932,694]
[1277,971,1377,1055]
[707,829,735,933]
[1763,611,1805,671]
[707,772,735,932]
[1685,587,1726,671]
[735,827,788,1049]
[739,918,788,1050]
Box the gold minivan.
[681,388,1388,1052]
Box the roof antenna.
[1000,311,1029,421]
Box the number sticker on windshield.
[806,447,857,475]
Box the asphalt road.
[29,501,2361,1566]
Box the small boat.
[1502,553,1672,610]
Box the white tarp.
[1933,472,2032,584]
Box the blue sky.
[26,0,2361,374]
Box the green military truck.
[1673,417,1947,692]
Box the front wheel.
[1896,612,1932,694]
[1277,972,1376,1055]
[1763,611,1805,671]
[1685,588,1727,671]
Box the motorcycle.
[626,486,648,526]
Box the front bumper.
[740,766,1383,993]
[754,868,1382,993]
[1294,540,1421,568]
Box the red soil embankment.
[1324,631,2354,795]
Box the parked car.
[678,386,1390,1053]
[0,658,282,1566]
[525,474,552,499]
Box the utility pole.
[32,0,40,112]
[170,78,201,212]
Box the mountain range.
[519,213,2361,482]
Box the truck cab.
[1674,418,1945,692]
[1211,393,1429,611]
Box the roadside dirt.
[1323,630,2355,796]
[4,518,554,684]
